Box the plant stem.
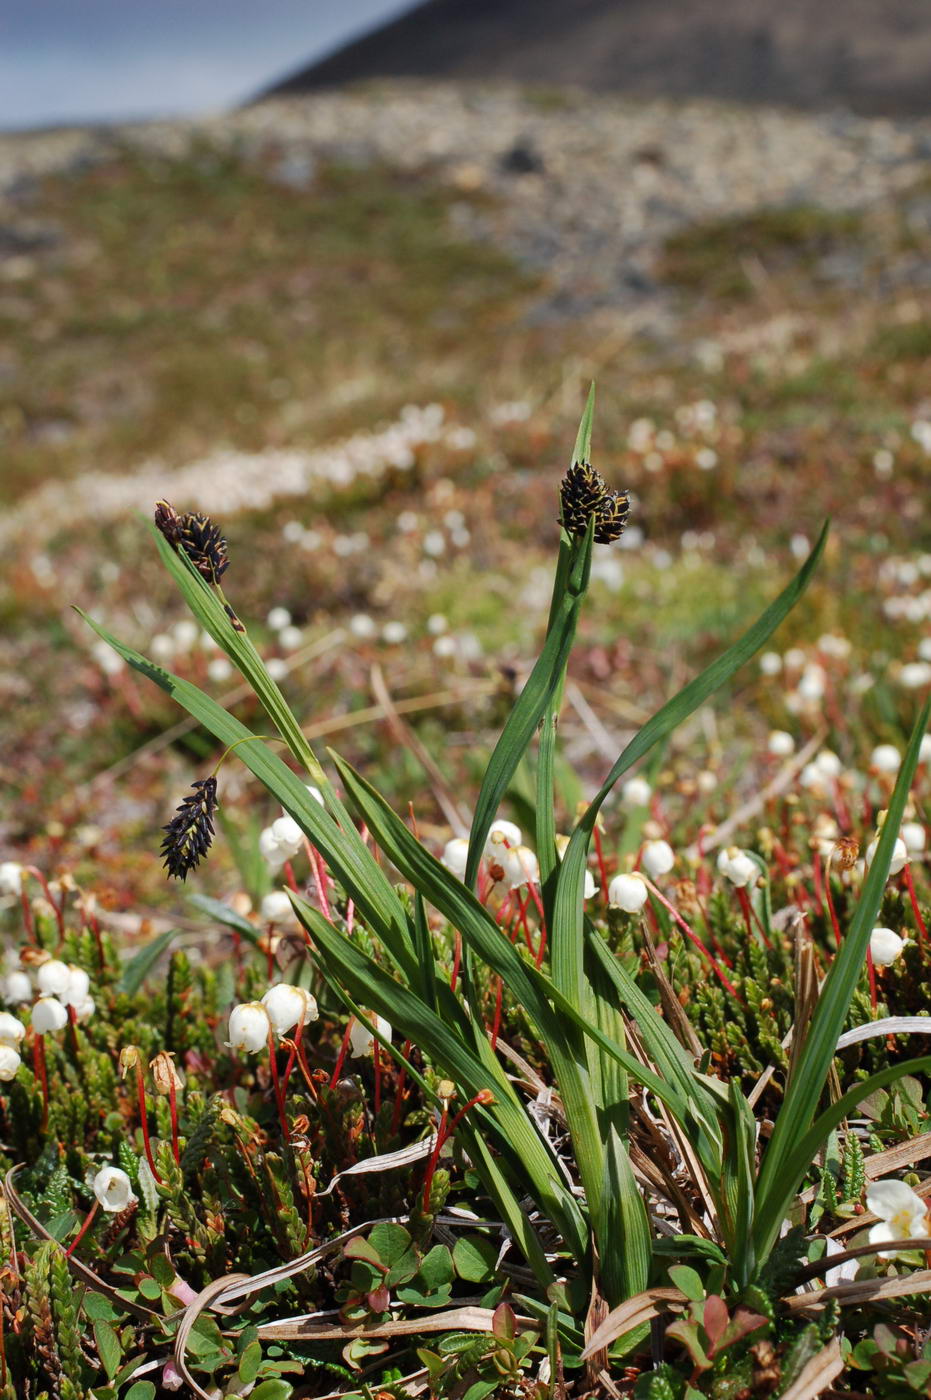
[902,863,927,944]
[135,1063,163,1183]
[65,1200,99,1258]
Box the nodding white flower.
[93,1166,137,1214]
[759,651,782,676]
[441,837,470,880]
[717,847,759,888]
[270,815,303,857]
[0,862,23,897]
[72,996,96,1023]
[608,872,649,913]
[901,821,926,855]
[262,983,318,1036]
[920,734,931,764]
[484,820,522,855]
[261,890,295,924]
[259,827,286,870]
[869,927,906,967]
[31,996,68,1034]
[61,966,90,1008]
[0,1045,21,1081]
[870,744,901,774]
[768,730,795,757]
[227,1002,272,1054]
[864,836,908,877]
[641,840,675,880]
[814,749,843,779]
[510,845,540,887]
[621,776,652,808]
[36,959,72,999]
[0,1012,26,1047]
[866,1178,931,1258]
[267,606,292,630]
[349,1014,392,1058]
[797,665,826,702]
[3,971,32,1004]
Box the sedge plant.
[82,387,931,1365]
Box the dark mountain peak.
[260,0,931,116]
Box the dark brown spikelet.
[154,498,183,547]
[178,512,230,581]
[160,776,219,881]
[559,460,630,544]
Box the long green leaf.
[595,1128,651,1304]
[292,892,588,1260]
[78,611,418,982]
[754,698,930,1256]
[464,524,593,889]
[551,523,829,1014]
[117,928,177,995]
[188,893,262,947]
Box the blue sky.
[0,1,414,130]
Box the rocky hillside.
[262,0,931,116]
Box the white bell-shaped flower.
[3,971,32,1003]
[641,839,675,879]
[261,984,318,1036]
[870,744,901,774]
[866,1178,931,1257]
[259,827,286,870]
[62,966,91,1008]
[270,815,303,858]
[864,836,908,877]
[0,1011,26,1047]
[0,1045,21,1081]
[93,1166,137,1213]
[36,959,72,999]
[717,847,758,888]
[901,821,926,855]
[260,890,294,924]
[227,1001,272,1054]
[620,776,651,808]
[869,927,906,967]
[483,820,521,857]
[349,1014,392,1058]
[608,872,649,913]
[767,730,795,757]
[32,996,68,1034]
[0,863,23,897]
[441,837,469,880]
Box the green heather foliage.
[0,392,928,1398]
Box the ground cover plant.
[1,390,929,1398]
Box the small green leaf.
[418,1244,454,1290]
[369,1222,413,1266]
[125,1383,157,1400]
[237,1339,263,1385]
[249,1380,295,1400]
[117,928,176,995]
[454,1234,499,1283]
[668,1265,705,1302]
[93,1319,122,1380]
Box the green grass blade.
[292,893,588,1260]
[753,697,931,1256]
[456,1123,558,1291]
[188,893,262,948]
[595,1128,651,1303]
[550,523,829,1011]
[767,1055,931,1238]
[464,526,593,889]
[79,610,417,981]
[571,382,596,465]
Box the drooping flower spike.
[160,776,219,881]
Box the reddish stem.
[305,840,333,923]
[135,1064,163,1183]
[902,863,927,945]
[736,885,772,950]
[391,1042,411,1135]
[374,1042,383,1117]
[65,1199,100,1258]
[824,861,843,950]
[421,1106,448,1213]
[643,878,742,1001]
[329,1020,353,1089]
[25,867,65,942]
[19,889,34,942]
[267,1031,290,1143]
[281,1011,306,1099]
[450,930,462,993]
[866,946,878,1010]
[592,826,610,905]
[283,861,300,894]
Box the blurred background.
[1,0,930,907]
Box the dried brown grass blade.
[258,1304,537,1341]
[783,1268,931,1313]
[580,1287,685,1359]
[641,925,703,1057]
[174,1273,251,1399]
[778,1336,844,1399]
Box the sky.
[0,0,415,131]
